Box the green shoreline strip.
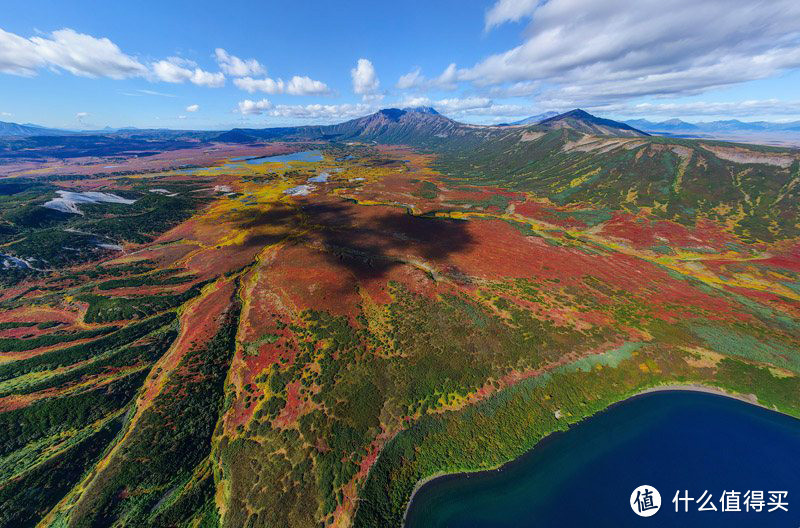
[353,346,800,527]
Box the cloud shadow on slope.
[226,198,475,280]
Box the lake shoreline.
[400,382,791,527]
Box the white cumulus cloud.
[0,28,46,76]
[0,27,147,78]
[285,75,330,95]
[464,0,800,105]
[234,75,330,95]
[235,101,375,122]
[395,63,459,91]
[189,68,225,87]
[214,48,265,77]
[186,104,199,112]
[397,68,424,90]
[234,76,284,94]
[237,98,273,115]
[268,103,373,120]
[151,57,225,87]
[435,97,492,113]
[396,96,527,118]
[351,58,381,101]
[485,0,539,30]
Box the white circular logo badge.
[630,485,661,517]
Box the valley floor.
[0,141,797,527]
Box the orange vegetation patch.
[724,284,792,303]
[108,243,200,270]
[184,244,261,280]
[0,391,49,412]
[513,201,600,230]
[0,330,121,362]
[267,242,363,318]
[235,265,301,374]
[92,281,196,297]
[375,145,437,169]
[0,365,142,412]
[0,306,77,327]
[599,213,736,250]
[446,217,591,280]
[758,242,800,274]
[512,199,552,218]
[272,379,310,428]
[136,277,235,408]
[442,185,521,206]
[445,217,748,321]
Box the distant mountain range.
[0,121,213,140]
[0,108,657,141]
[214,107,648,146]
[4,108,800,147]
[624,118,800,134]
[0,121,72,137]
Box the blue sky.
[2,0,800,129]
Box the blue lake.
[170,150,324,176]
[404,390,800,528]
[236,149,323,165]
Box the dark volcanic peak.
[374,106,441,121]
[377,108,407,121]
[554,109,594,120]
[214,129,261,143]
[323,106,460,143]
[402,106,440,115]
[538,109,649,137]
